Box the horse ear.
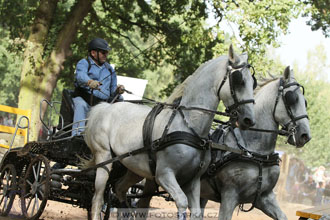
[228,44,240,64]
[283,66,291,80]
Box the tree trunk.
[18,0,95,141]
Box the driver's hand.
[116,84,125,94]
[87,80,101,90]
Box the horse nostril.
[243,118,255,127]
[301,133,311,143]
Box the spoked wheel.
[127,183,144,208]
[0,164,17,216]
[21,155,50,220]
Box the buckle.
[200,139,209,150]
[243,150,252,158]
[208,164,217,175]
[151,139,160,151]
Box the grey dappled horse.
[199,66,311,220]
[84,45,256,220]
[133,66,311,220]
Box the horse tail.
[78,154,95,169]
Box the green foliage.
[0,0,38,39]
[0,27,22,107]
[301,0,330,37]
[209,0,302,78]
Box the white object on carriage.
[117,75,148,100]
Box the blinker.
[232,70,244,85]
[284,91,298,106]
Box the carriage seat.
[57,89,75,132]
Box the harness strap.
[143,104,165,176]
[225,99,255,114]
[143,103,209,177]
[80,146,150,174]
[151,131,209,152]
[217,72,228,97]
[239,161,263,212]
[211,142,242,154]
[100,165,111,176]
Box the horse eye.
[305,99,308,108]
[284,91,298,105]
[232,70,244,86]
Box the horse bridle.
[217,61,256,118]
[273,78,309,142]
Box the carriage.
[0,89,145,220]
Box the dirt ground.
[4,196,310,220]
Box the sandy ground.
[4,195,310,220]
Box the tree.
[208,0,302,75]
[301,0,330,37]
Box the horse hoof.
[177,211,186,220]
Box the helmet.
[88,38,111,51]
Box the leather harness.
[143,99,210,177]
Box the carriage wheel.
[0,164,17,216]
[127,183,144,208]
[21,155,50,220]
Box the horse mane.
[166,75,193,103]
[165,57,220,104]
[254,74,280,95]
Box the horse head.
[219,45,256,130]
[274,66,311,147]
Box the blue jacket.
[74,56,117,100]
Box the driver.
[72,37,125,136]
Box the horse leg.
[156,171,188,220]
[200,198,208,220]
[256,191,288,220]
[219,190,238,220]
[91,152,112,220]
[135,179,158,220]
[114,170,143,220]
[184,178,202,220]
[115,170,143,205]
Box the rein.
[213,119,290,136]
[122,90,231,117]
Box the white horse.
[131,66,311,220]
[198,66,311,220]
[84,45,256,220]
